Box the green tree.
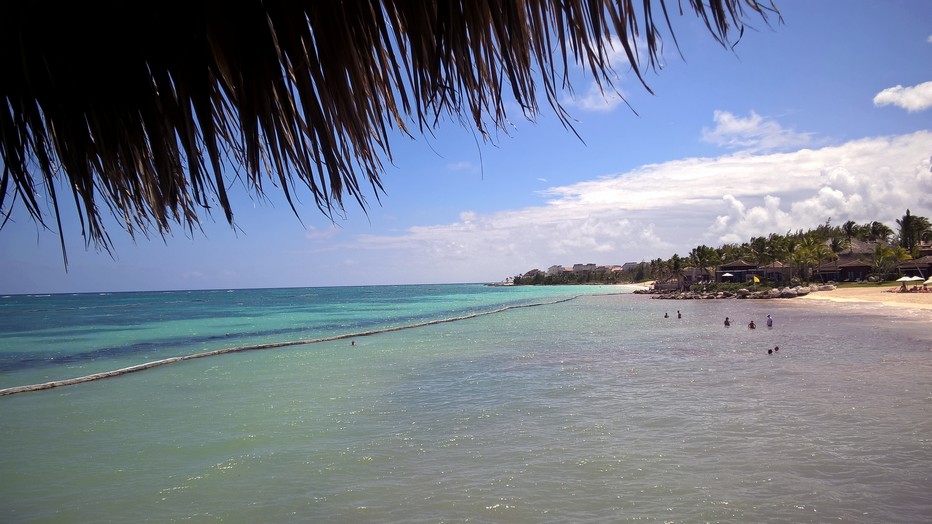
[669,254,685,289]
[870,243,910,280]
[893,245,913,266]
[650,258,669,281]
[896,209,930,254]
[790,235,822,282]
[842,220,857,243]
[828,237,848,259]
[717,243,744,265]
[634,263,646,282]
[869,221,893,242]
[808,243,833,281]
[748,236,770,265]
[765,233,791,263]
[812,218,839,241]
[689,245,721,281]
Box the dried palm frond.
[0,1,778,263]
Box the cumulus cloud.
[701,110,813,152]
[350,130,932,281]
[873,81,932,112]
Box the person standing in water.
[766,314,773,328]
[724,317,731,327]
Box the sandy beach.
[799,284,932,310]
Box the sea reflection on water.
[1,290,931,522]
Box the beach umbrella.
[908,276,925,281]
[925,277,932,285]
[896,276,913,282]
[0,1,779,265]
[722,273,734,277]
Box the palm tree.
[897,210,931,255]
[765,233,790,265]
[869,221,893,242]
[790,235,823,282]
[650,258,670,282]
[748,236,770,266]
[897,210,915,251]
[842,220,857,253]
[717,243,748,265]
[808,243,833,281]
[1,1,780,263]
[842,220,857,242]
[669,254,686,290]
[689,245,721,282]
[828,237,848,259]
[789,247,809,282]
[915,217,932,247]
[871,243,910,280]
[892,246,913,266]
[871,243,895,280]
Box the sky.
[2,0,931,294]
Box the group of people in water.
[721,313,773,330]
[665,311,778,355]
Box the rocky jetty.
[634,284,837,300]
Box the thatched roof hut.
[0,1,777,262]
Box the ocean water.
[1,284,931,523]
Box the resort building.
[716,260,756,283]
[812,259,873,282]
[897,256,932,279]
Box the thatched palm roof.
[1,1,777,261]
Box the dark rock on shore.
[634,284,836,300]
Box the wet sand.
[799,284,932,311]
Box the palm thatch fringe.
[0,1,778,262]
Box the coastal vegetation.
[511,210,932,287]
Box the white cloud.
[701,110,813,152]
[305,224,340,240]
[446,161,475,171]
[562,82,626,112]
[603,34,656,73]
[927,35,932,44]
[873,81,932,112]
[561,35,649,113]
[347,130,932,281]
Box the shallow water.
[1,286,931,522]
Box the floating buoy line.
[0,294,618,396]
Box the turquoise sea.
[1,284,931,522]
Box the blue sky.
[2,0,931,294]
